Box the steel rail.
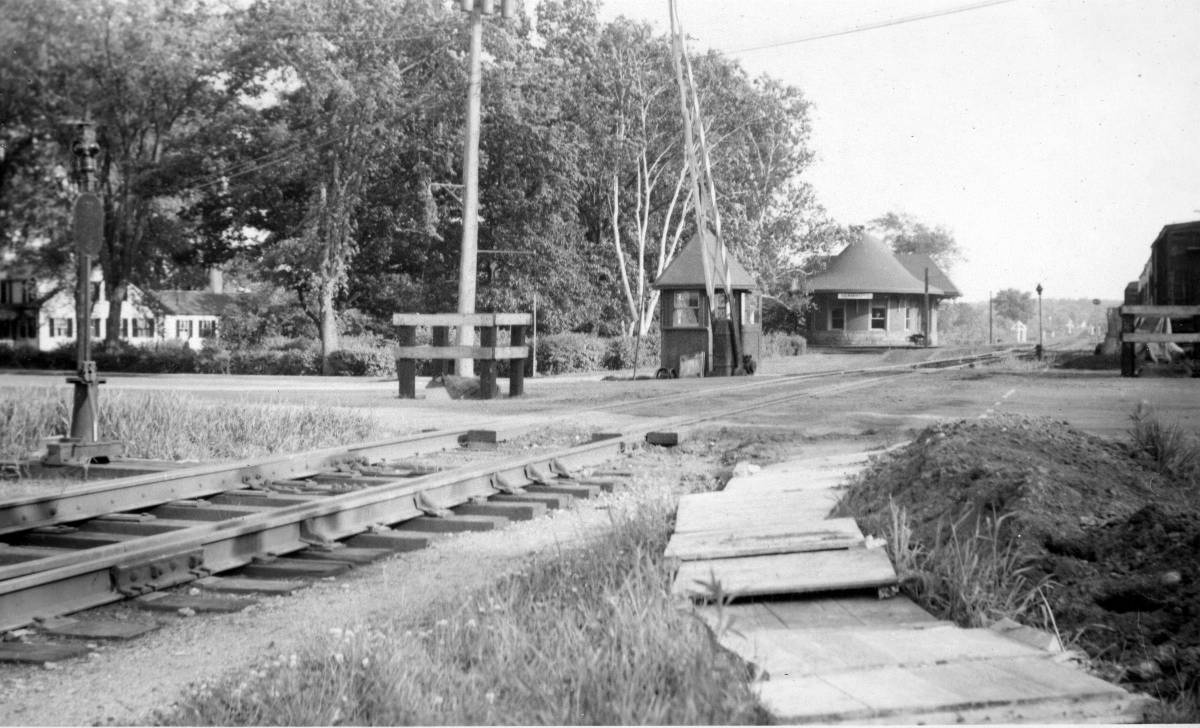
[0,348,1017,536]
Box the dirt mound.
[839,413,1200,707]
[839,414,1170,548]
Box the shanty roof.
[806,233,946,296]
[651,231,757,290]
[146,290,243,316]
[897,253,961,298]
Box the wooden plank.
[394,345,530,360]
[759,675,1149,724]
[673,547,896,599]
[766,595,938,630]
[720,625,1045,679]
[674,490,841,534]
[723,470,854,493]
[1120,304,1200,316]
[391,313,532,327]
[1121,332,1200,343]
[664,517,863,560]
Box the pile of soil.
[839,413,1200,706]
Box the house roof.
[146,290,243,316]
[806,233,947,296]
[896,253,961,298]
[651,230,757,290]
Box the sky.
[589,0,1200,301]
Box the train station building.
[805,233,960,346]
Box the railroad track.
[0,349,1016,649]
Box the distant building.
[805,233,961,346]
[0,268,241,351]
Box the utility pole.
[45,119,123,466]
[988,290,993,345]
[455,0,513,377]
[1036,282,1044,360]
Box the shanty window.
[742,293,760,326]
[830,306,845,330]
[871,306,887,330]
[50,318,72,338]
[198,320,217,338]
[671,291,702,327]
[712,292,731,321]
[177,320,194,338]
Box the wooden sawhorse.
[392,313,532,399]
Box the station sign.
[837,293,873,300]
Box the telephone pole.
[455,0,513,376]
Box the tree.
[993,287,1035,323]
[870,211,962,270]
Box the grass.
[160,490,764,725]
[884,499,1058,631]
[0,385,391,464]
[1128,401,1200,481]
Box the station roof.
[652,230,757,290]
[897,253,961,298]
[806,234,949,296]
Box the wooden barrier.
[1118,304,1200,377]
[392,313,533,399]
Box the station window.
[671,291,702,327]
[830,306,845,330]
[871,305,887,330]
[906,306,918,331]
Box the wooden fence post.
[478,324,498,399]
[397,325,417,398]
[509,324,526,397]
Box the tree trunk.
[105,281,127,346]
[319,279,338,375]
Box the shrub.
[761,332,807,358]
[602,333,661,370]
[536,333,607,375]
[327,346,396,377]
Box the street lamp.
[1035,282,1044,360]
[455,0,514,377]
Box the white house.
[0,267,240,351]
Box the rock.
[176,607,196,618]
[1129,659,1162,681]
[730,461,761,477]
[1161,570,1182,586]
[442,375,481,400]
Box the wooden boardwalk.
[668,449,1153,724]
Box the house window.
[830,306,845,330]
[91,319,102,338]
[51,318,73,338]
[131,318,153,338]
[176,320,194,338]
[671,291,702,327]
[871,305,887,330]
[0,281,9,304]
[198,319,217,338]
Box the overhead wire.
[726,0,1019,54]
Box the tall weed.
[0,386,387,463]
[883,499,1057,630]
[1128,402,1200,479]
[165,491,763,725]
